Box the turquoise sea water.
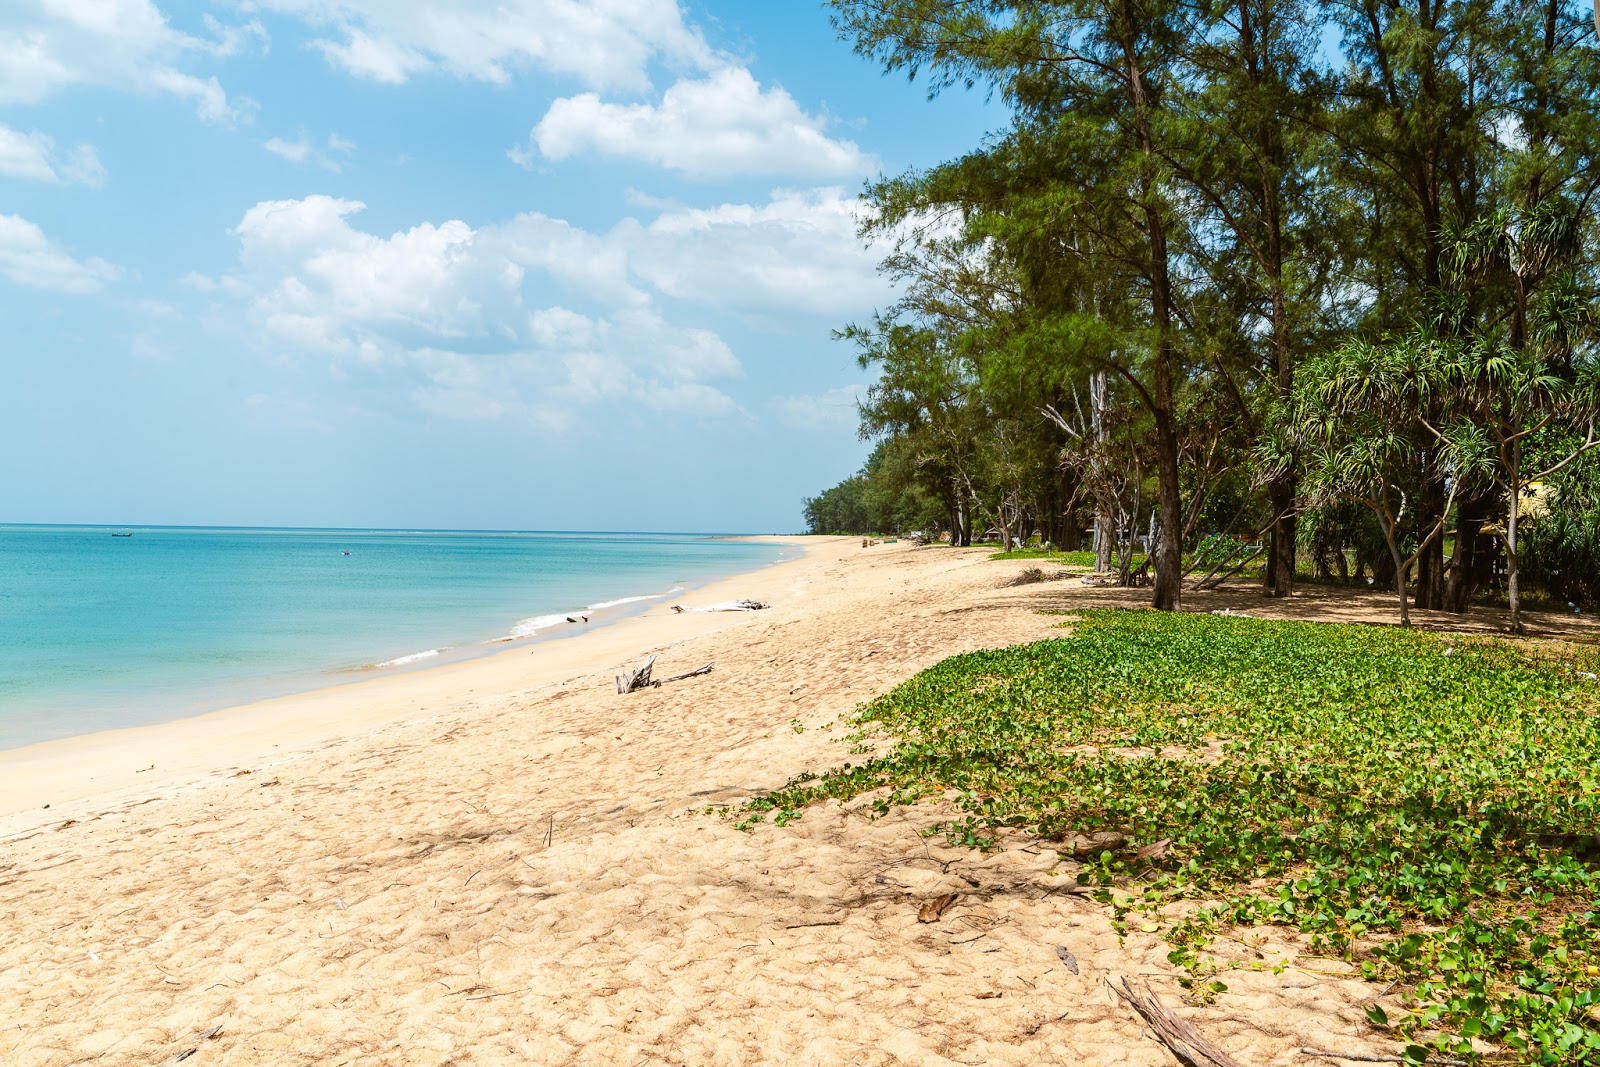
[0,526,793,751]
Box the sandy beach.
[2,537,1539,1066]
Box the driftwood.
[660,664,714,684]
[616,655,657,693]
[1108,976,1245,1067]
[615,656,714,694]
[1298,1052,1470,1067]
[671,599,770,614]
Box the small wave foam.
[509,613,570,638]
[507,587,687,640]
[377,648,442,668]
[587,593,663,611]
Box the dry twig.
[1108,976,1244,1067]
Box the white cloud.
[0,1,252,121]
[263,137,310,163]
[0,124,106,185]
[254,0,715,92]
[263,132,354,171]
[774,385,864,430]
[0,214,118,293]
[217,195,744,423]
[629,188,888,318]
[529,67,873,179]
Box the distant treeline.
[804,0,1600,628]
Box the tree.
[833,0,1199,608]
[1274,336,1486,625]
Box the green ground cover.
[988,548,1131,568]
[742,610,1600,1063]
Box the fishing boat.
[111,532,133,537]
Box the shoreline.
[0,537,1460,1065]
[0,534,811,830]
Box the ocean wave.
[377,648,442,668]
[507,585,689,640]
[509,613,570,638]
[587,593,663,610]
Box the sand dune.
[1,539,1424,1065]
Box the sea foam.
[377,648,443,667]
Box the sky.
[0,0,1001,533]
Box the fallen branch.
[615,657,714,693]
[660,664,714,685]
[1192,544,1266,592]
[671,599,770,614]
[1298,1051,1471,1067]
[1108,976,1245,1067]
[616,654,657,693]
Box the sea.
[0,525,795,752]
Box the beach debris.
[1054,945,1079,974]
[1109,976,1245,1067]
[1006,567,1071,587]
[616,655,715,693]
[672,599,770,614]
[975,991,1001,999]
[1297,1049,1470,1066]
[198,1025,224,1040]
[617,655,658,692]
[1135,838,1173,863]
[917,893,959,923]
[1065,830,1127,857]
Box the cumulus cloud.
[0,1,254,121]
[628,188,889,318]
[0,214,119,293]
[253,0,714,92]
[528,67,873,179]
[216,195,744,423]
[0,125,103,184]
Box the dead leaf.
[1055,945,1079,974]
[1134,838,1172,862]
[917,893,958,923]
[975,991,1001,1000]
[1065,831,1126,856]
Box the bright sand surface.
[3,537,1501,1066]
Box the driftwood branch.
[1108,976,1245,1067]
[616,655,657,693]
[660,664,714,685]
[615,656,713,693]
[1297,1051,1470,1067]
[1192,544,1266,591]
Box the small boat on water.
[111,532,133,537]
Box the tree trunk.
[1090,370,1113,569]
[1507,448,1524,632]
[1414,451,1447,610]
[1378,512,1411,627]
[1117,5,1182,611]
[1444,490,1492,613]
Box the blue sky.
[0,1,999,532]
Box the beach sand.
[1,537,1556,1066]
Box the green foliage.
[745,610,1600,1062]
[803,440,945,535]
